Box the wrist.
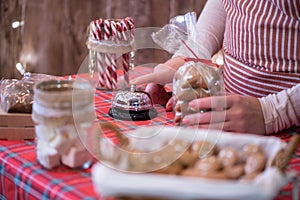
[259,90,299,134]
[164,56,186,71]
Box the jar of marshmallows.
[32,79,95,169]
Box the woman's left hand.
[181,95,266,135]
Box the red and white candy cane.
[115,21,128,83]
[120,19,129,40]
[95,19,103,40]
[89,17,134,90]
[90,21,99,40]
[125,17,135,38]
[109,20,118,89]
[103,19,118,90]
[96,52,107,88]
[110,20,118,42]
[90,19,106,88]
[115,21,123,42]
[120,18,135,84]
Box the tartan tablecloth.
[0,70,300,200]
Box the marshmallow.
[61,146,92,168]
[36,140,60,169]
[59,125,77,138]
[59,124,86,146]
[35,125,57,142]
[48,131,73,154]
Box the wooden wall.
[0,0,24,78]
[0,0,207,79]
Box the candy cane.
[95,19,103,39]
[88,17,134,90]
[104,53,113,89]
[120,18,134,84]
[90,19,107,88]
[92,18,106,87]
[121,19,130,83]
[125,17,135,39]
[120,19,129,41]
[90,21,98,40]
[97,52,106,87]
[115,21,123,42]
[114,21,129,84]
[103,19,117,89]
[109,20,118,89]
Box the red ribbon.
[184,57,220,68]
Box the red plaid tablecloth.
[0,70,299,200]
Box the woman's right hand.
[130,56,185,110]
[130,56,186,85]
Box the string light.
[16,62,25,75]
[11,21,24,29]
[13,0,27,76]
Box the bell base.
[108,107,157,121]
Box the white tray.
[92,126,294,200]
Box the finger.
[197,121,240,133]
[196,122,229,131]
[182,111,227,125]
[165,96,174,111]
[153,63,171,72]
[130,69,175,85]
[189,96,229,111]
[130,73,157,85]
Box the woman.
[131,0,300,135]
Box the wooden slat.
[0,113,34,127]
[0,107,34,127]
[0,107,35,140]
[0,127,35,140]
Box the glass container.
[32,79,95,169]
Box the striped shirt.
[222,0,300,97]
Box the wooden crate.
[0,108,35,140]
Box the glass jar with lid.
[32,79,95,169]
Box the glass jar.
[32,79,95,169]
[86,18,135,91]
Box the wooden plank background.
[0,0,206,79]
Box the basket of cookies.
[91,126,298,200]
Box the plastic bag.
[151,12,225,125]
[151,12,197,55]
[0,73,62,113]
[173,61,224,125]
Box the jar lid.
[34,79,94,109]
[32,79,95,126]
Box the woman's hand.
[182,95,266,135]
[130,56,185,108]
[145,83,172,107]
[130,56,185,85]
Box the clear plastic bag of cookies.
[151,12,225,125]
[173,60,224,125]
[0,73,62,113]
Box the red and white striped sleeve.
[259,83,300,134]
